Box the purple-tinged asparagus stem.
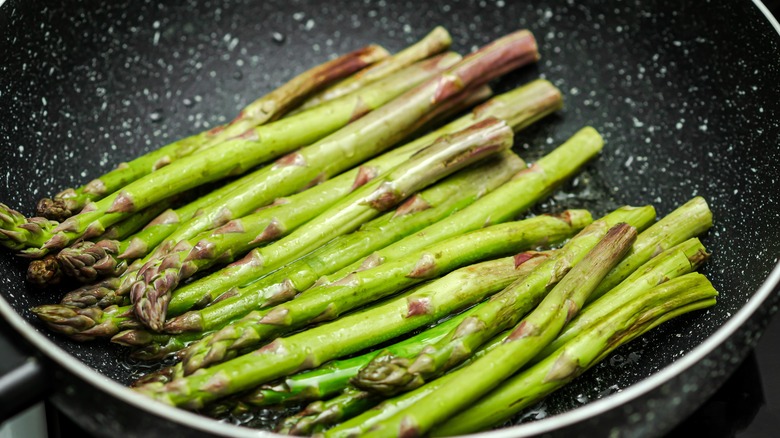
[163,78,561,318]
[358,223,638,438]
[131,117,515,331]
[33,45,389,221]
[132,252,551,409]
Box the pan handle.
[0,318,49,424]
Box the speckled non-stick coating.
[1,0,779,436]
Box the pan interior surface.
[0,0,779,435]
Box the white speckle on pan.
[676,119,685,129]
[625,156,634,168]
[228,37,239,51]
[18,146,24,153]
[153,31,160,46]
[293,12,305,21]
[632,117,644,128]
[305,19,315,31]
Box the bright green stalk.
[8,51,461,257]
[51,53,467,306]
[133,251,551,409]
[33,45,388,221]
[131,116,515,331]
[277,388,379,435]
[294,27,452,113]
[164,78,563,317]
[33,302,136,341]
[590,196,712,301]
[174,212,590,375]
[328,126,605,283]
[359,223,638,437]
[164,152,524,328]
[431,273,718,436]
[352,207,654,396]
[536,237,709,358]
[209,301,499,413]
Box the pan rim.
[0,1,778,436]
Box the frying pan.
[1,0,779,436]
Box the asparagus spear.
[164,78,563,317]
[215,307,479,411]
[536,237,709,358]
[31,304,140,342]
[34,45,390,221]
[133,252,553,409]
[43,55,469,307]
[352,206,655,396]
[590,196,712,301]
[131,116,515,331]
[61,277,127,308]
[358,223,638,438]
[129,29,540,257]
[161,153,525,333]
[50,77,477,287]
[277,388,379,435]
[175,211,590,375]
[51,202,177,283]
[293,27,452,113]
[430,273,718,436]
[275,256,544,436]
[44,152,523,342]
[4,50,464,257]
[327,125,604,286]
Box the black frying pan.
[1,0,779,436]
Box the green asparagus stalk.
[327,126,604,285]
[133,251,554,409]
[352,207,655,396]
[0,206,56,252]
[115,85,497,309]
[175,211,590,375]
[45,55,471,307]
[60,276,127,308]
[6,50,464,257]
[52,200,179,283]
[31,304,140,342]
[218,307,479,410]
[160,153,525,335]
[52,183,242,282]
[131,116,516,331]
[34,45,389,221]
[51,152,524,341]
[430,273,719,436]
[536,237,709,359]
[164,78,563,317]
[589,196,712,301]
[293,27,452,113]
[277,388,379,435]
[274,259,543,436]
[65,29,539,252]
[358,223,638,438]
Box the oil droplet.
[233,70,243,80]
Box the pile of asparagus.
[0,27,717,436]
